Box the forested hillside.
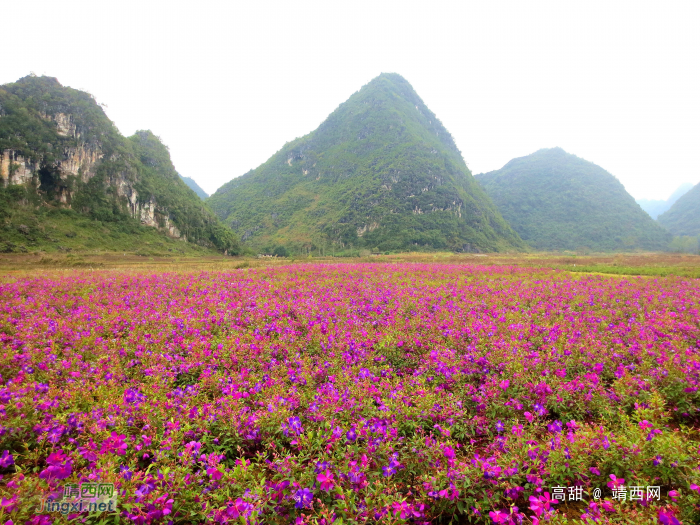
[476,148,671,252]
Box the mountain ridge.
[179,174,208,200]
[636,182,693,219]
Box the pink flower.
[600,499,615,512]
[317,469,334,491]
[607,474,625,489]
[38,450,72,480]
[668,490,678,501]
[639,420,653,430]
[524,412,534,423]
[207,467,223,481]
[529,492,557,517]
[489,509,510,524]
[0,495,17,513]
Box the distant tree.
[272,245,289,257]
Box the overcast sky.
[3,0,699,200]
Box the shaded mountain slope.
[658,181,700,236]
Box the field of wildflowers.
[1,263,699,524]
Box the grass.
[0,206,223,257]
[3,250,700,278]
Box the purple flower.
[135,482,155,499]
[282,416,304,437]
[0,450,14,468]
[346,428,357,442]
[38,450,72,480]
[314,460,330,473]
[505,486,524,500]
[123,388,144,404]
[658,509,681,525]
[294,488,313,509]
[547,420,563,433]
[483,463,502,480]
[120,465,133,480]
[495,420,505,433]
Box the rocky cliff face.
[0,142,183,239]
[0,90,183,239]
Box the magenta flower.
[607,474,625,489]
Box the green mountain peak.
[208,73,525,253]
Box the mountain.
[475,148,671,252]
[179,174,208,200]
[637,182,693,219]
[0,75,238,254]
[207,73,525,253]
[658,181,700,236]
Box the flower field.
[1,263,699,524]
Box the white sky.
[3,0,699,200]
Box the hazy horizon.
[3,0,699,201]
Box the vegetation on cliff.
[476,148,671,252]
[208,73,525,253]
[0,75,238,254]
